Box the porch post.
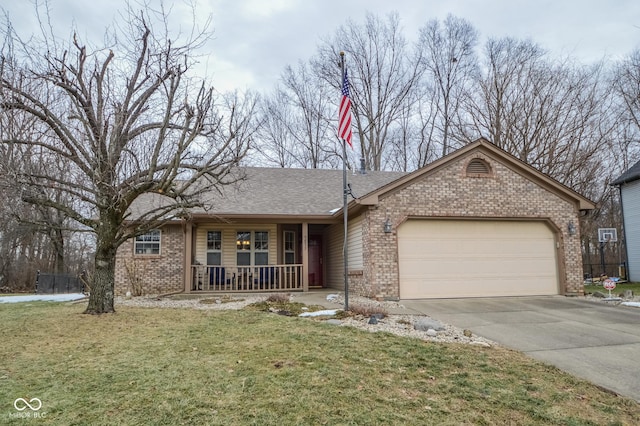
[302,222,309,291]
[184,222,193,293]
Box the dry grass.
[347,302,388,318]
[199,295,244,305]
[1,302,639,425]
[265,293,291,303]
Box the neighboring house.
[612,159,640,282]
[115,139,595,299]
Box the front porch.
[190,264,304,292]
[182,221,336,293]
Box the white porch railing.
[191,264,303,292]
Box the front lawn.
[1,302,638,425]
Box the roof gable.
[357,139,595,211]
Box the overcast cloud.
[2,0,639,92]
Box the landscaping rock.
[470,341,491,348]
[115,294,498,346]
[414,318,445,332]
[463,329,473,338]
[368,316,378,325]
[623,290,634,299]
[426,329,438,337]
[372,313,385,320]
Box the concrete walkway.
[400,296,640,402]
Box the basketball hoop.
[598,228,617,243]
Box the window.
[284,231,296,264]
[254,231,269,265]
[207,231,222,265]
[237,231,251,265]
[135,230,161,255]
[236,231,269,266]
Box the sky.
[1,0,639,92]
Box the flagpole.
[340,51,349,311]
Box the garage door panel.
[400,238,554,256]
[398,220,559,299]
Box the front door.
[308,235,323,287]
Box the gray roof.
[129,167,408,219]
[194,167,408,216]
[612,159,640,186]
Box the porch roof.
[192,167,407,217]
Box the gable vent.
[466,159,490,175]
[467,158,491,176]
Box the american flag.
[338,69,353,147]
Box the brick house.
[115,139,594,299]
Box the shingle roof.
[130,167,408,219]
[193,167,408,216]
[612,159,640,186]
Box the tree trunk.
[51,228,65,274]
[84,245,116,314]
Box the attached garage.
[397,219,559,299]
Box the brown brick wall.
[115,224,185,296]
[361,151,584,300]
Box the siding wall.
[325,215,364,291]
[621,180,640,281]
[194,223,278,266]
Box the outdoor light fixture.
[384,218,393,233]
[568,221,576,236]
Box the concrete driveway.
[400,296,640,402]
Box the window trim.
[134,229,161,255]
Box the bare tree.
[417,14,478,157]
[314,12,424,171]
[612,48,640,168]
[255,62,338,168]
[1,6,258,313]
[0,97,75,287]
[463,38,611,189]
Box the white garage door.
[398,220,559,299]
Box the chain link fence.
[35,271,85,294]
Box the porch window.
[237,231,251,265]
[284,231,296,264]
[206,231,222,265]
[236,231,269,265]
[134,230,161,255]
[254,231,269,265]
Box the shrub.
[347,303,388,318]
[266,293,291,303]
